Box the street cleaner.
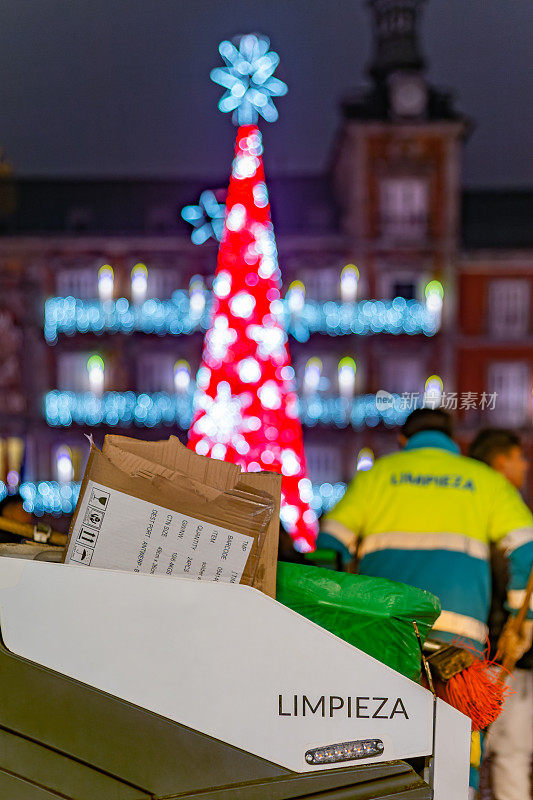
[317,408,533,797]
[469,428,533,800]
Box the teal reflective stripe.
[359,548,491,632]
[507,540,533,590]
[506,539,533,619]
[316,532,352,564]
[403,431,460,454]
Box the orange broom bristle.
[432,640,514,731]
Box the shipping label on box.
[65,480,254,584]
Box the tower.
[368,0,427,81]
[333,0,468,404]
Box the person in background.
[0,493,31,543]
[317,408,533,796]
[469,429,532,800]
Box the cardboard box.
[64,435,281,597]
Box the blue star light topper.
[210,34,288,125]
[181,190,226,245]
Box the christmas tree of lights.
[188,34,318,551]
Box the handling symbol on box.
[89,487,110,509]
[71,544,94,565]
[77,527,99,548]
[84,505,104,530]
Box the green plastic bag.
[276,562,441,681]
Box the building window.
[136,353,175,393]
[56,268,97,299]
[305,444,343,485]
[379,176,428,241]
[148,268,179,299]
[57,353,93,392]
[378,268,425,302]
[381,355,423,395]
[488,279,530,339]
[392,279,417,301]
[296,267,339,301]
[487,361,530,427]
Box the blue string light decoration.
[44,295,439,343]
[44,390,409,430]
[0,479,345,517]
[310,482,347,515]
[210,34,288,125]
[44,390,196,429]
[0,481,81,516]
[181,190,226,245]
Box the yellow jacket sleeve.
[488,472,533,618]
[487,471,533,544]
[318,470,369,562]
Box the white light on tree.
[98,265,114,302]
[226,203,247,231]
[340,264,359,303]
[189,275,206,317]
[287,280,305,314]
[56,445,74,483]
[238,357,261,383]
[247,323,287,361]
[254,222,278,279]
[193,382,244,445]
[357,447,374,472]
[131,263,148,304]
[303,357,322,395]
[205,316,238,361]
[253,182,269,208]
[232,154,260,180]
[173,360,191,394]
[298,477,313,503]
[211,443,227,461]
[280,503,299,527]
[338,357,357,398]
[210,34,288,125]
[281,449,301,477]
[258,380,282,410]
[213,271,232,298]
[87,355,105,395]
[230,291,256,319]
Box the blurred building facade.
[1,0,533,518]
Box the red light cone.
[188,125,318,552]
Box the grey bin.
[0,546,431,799]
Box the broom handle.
[500,563,533,678]
[0,515,67,548]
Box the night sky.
[1,0,532,187]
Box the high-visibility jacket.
[319,430,533,647]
